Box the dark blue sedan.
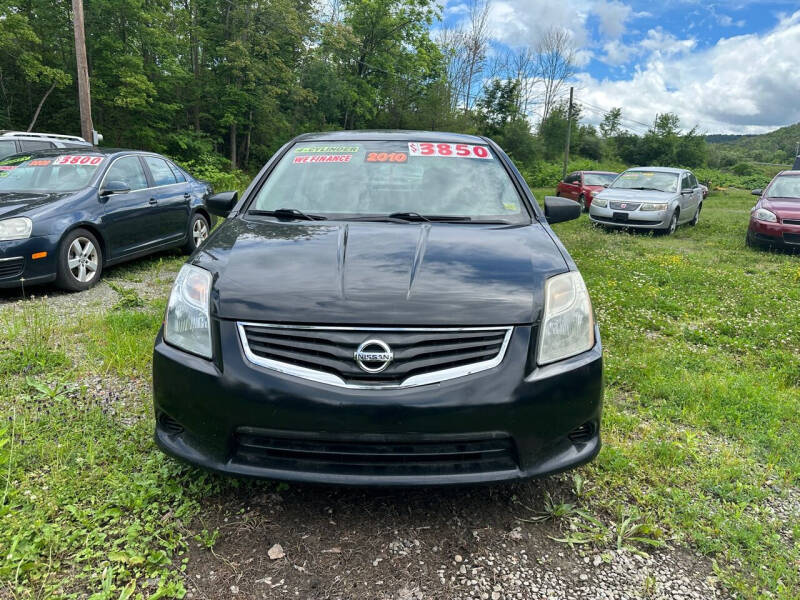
[0,148,213,291]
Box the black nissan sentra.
[153,131,603,486]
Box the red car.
[556,171,618,211]
[747,170,800,250]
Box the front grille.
[0,257,24,279]
[609,201,641,210]
[238,323,512,388]
[783,233,800,245]
[232,430,518,477]
[158,413,184,435]
[782,219,800,226]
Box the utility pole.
[562,86,574,181]
[72,0,93,143]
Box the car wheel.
[661,211,678,236]
[579,194,587,212]
[55,228,103,291]
[690,203,701,226]
[184,212,210,254]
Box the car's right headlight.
[592,197,608,208]
[164,264,213,358]
[537,271,595,365]
[641,203,668,211]
[0,217,32,241]
[753,208,777,223]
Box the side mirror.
[206,191,238,217]
[544,196,581,224]
[751,189,763,196]
[100,180,131,196]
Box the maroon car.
[556,171,618,212]
[747,170,800,250]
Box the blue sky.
[439,1,800,134]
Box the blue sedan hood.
[194,218,569,326]
[0,191,74,219]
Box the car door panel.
[142,156,190,244]
[100,155,160,259]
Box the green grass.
[1,189,798,598]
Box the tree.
[599,107,622,138]
[536,27,575,125]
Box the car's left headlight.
[164,264,213,358]
[537,271,595,365]
[0,217,32,241]
[753,208,777,223]
[641,203,668,211]
[592,197,608,208]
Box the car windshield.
[611,171,678,193]
[249,141,527,223]
[766,175,800,199]
[0,154,105,192]
[583,173,617,186]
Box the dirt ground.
[182,477,725,600]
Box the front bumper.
[0,236,59,288]
[152,321,603,486]
[747,218,800,249]
[589,205,669,229]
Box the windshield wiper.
[387,212,431,222]
[248,208,327,221]
[627,187,664,192]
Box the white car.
[0,131,92,160]
[588,167,703,235]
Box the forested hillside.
[706,122,800,167]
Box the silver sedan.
[588,167,703,235]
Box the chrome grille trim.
[236,323,514,389]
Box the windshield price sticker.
[408,142,492,160]
[294,146,359,154]
[0,166,16,171]
[54,155,104,166]
[293,154,353,164]
[366,152,407,163]
[29,160,52,167]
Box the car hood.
[195,218,569,326]
[763,198,800,218]
[595,188,675,203]
[0,191,74,218]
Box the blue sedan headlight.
[0,217,32,241]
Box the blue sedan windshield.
[0,154,105,192]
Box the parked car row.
[1,129,796,487]
[558,166,799,249]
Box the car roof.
[626,166,686,174]
[292,130,488,144]
[581,170,617,174]
[0,130,89,143]
[2,147,155,159]
[776,170,800,176]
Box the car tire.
[689,203,701,226]
[55,228,103,291]
[183,212,210,254]
[579,194,587,212]
[660,211,678,236]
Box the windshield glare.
[766,175,800,199]
[250,141,527,222]
[0,154,104,192]
[611,171,678,193]
[583,173,616,186]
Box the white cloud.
[601,40,636,65]
[576,10,800,134]
[594,0,632,39]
